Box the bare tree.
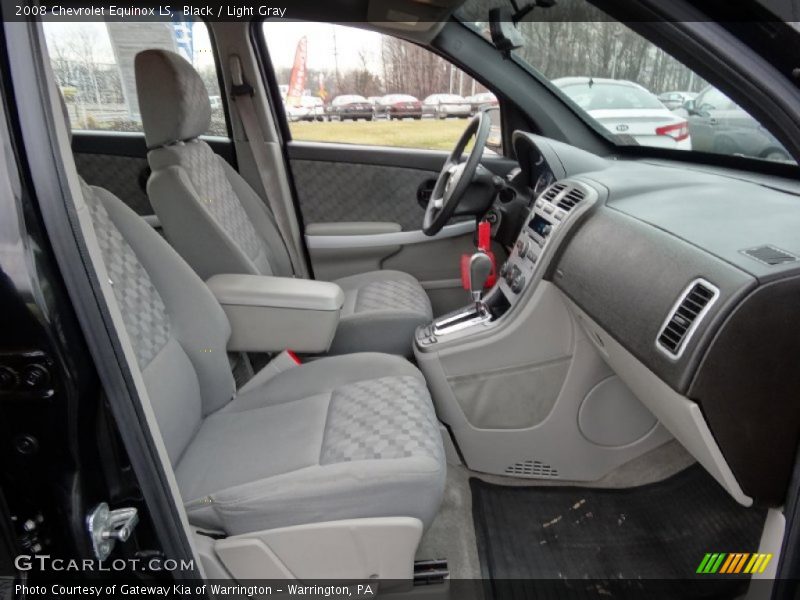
[65,28,103,103]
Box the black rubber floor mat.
[471,465,767,599]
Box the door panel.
[287,140,517,232]
[291,159,435,230]
[290,141,513,314]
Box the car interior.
[7,0,800,595]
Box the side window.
[43,21,227,136]
[697,88,734,111]
[261,22,500,151]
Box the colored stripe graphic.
[719,554,736,574]
[758,554,773,573]
[744,554,759,574]
[697,554,713,574]
[699,553,773,574]
[734,553,750,574]
[710,553,726,573]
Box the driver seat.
[134,49,432,356]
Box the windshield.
[458,0,795,164]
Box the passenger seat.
[60,97,446,537]
[134,49,433,357]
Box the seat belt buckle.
[262,351,301,379]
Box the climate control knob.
[510,273,526,294]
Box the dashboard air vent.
[557,187,586,212]
[742,245,797,266]
[542,182,567,204]
[656,279,719,358]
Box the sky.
[42,20,383,73]
[44,20,218,69]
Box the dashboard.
[506,131,800,507]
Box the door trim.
[288,140,518,175]
[305,221,475,249]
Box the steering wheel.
[423,111,492,236]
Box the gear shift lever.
[468,251,494,306]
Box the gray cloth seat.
[135,49,432,356]
[79,177,446,536]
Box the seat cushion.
[329,270,433,356]
[175,353,446,535]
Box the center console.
[417,181,592,349]
[413,180,670,482]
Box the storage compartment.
[206,274,343,353]
[448,358,569,429]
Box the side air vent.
[656,279,719,359]
[742,245,798,266]
[557,187,586,212]
[542,182,567,204]
[505,459,559,478]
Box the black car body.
[327,95,374,121]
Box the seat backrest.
[82,179,237,464]
[135,49,292,281]
[59,84,235,468]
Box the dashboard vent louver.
[742,245,797,266]
[557,187,586,212]
[542,182,567,204]
[656,279,719,358]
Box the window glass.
[43,21,227,136]
[458,0,794,164]
[261,22,500,151]
[696,88,735,111]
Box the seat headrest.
[135,49,211,148]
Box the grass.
[288,117,473,151]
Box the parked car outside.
[327,95,374,121]
[375,94,423,120]
[554,77,691,150]
[208,95,222,110]
[422,94,472,119]
[468,92,498,115]
[657,91,698,110]
[677,86,793,162]
[285,95,325,122]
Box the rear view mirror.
[489,8,525,55]
[683,99,696,113]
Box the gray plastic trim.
[305,221,475,249]
[565,295,752,507]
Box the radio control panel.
[498,190,569,300]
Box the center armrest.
[206,274,344,353]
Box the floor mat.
[471,464,767,598]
